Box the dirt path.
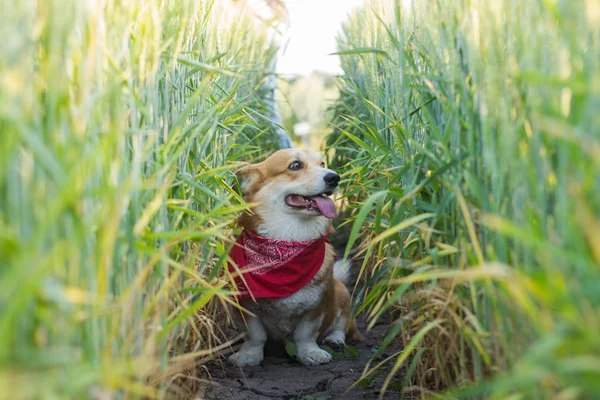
[198,315,403,399]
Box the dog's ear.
[235,165,261,196]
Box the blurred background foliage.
[278,72,339,148]
[328,0,600,398]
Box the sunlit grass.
[330,0,600,397]
[0,0,280,398]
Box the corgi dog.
[228,148,362,367]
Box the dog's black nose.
[324,172,340,187]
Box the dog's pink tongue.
[314,196,337,219]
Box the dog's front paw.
[298,347,332,366]
[228,347,263,367]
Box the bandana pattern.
[242,230,313,275]
[228,230,329,300]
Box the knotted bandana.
[228,230,329,300]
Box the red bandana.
[228,230,329,300]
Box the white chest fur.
[243,274,326,340]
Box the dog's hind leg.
[228,316,266,367]
[323,311,347,348]
[323,278,363,346]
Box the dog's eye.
[288,160,303,171]
[320,162,325,168]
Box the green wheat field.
[1,0,598,398]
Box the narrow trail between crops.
[197,250,405,400]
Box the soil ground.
[197,316,404,399]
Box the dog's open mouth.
[285,193,336,219]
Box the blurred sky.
[276,0,366,76]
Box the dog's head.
[235,149,340,241]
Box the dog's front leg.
[229,316,266,367]
[293,314,332,366]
